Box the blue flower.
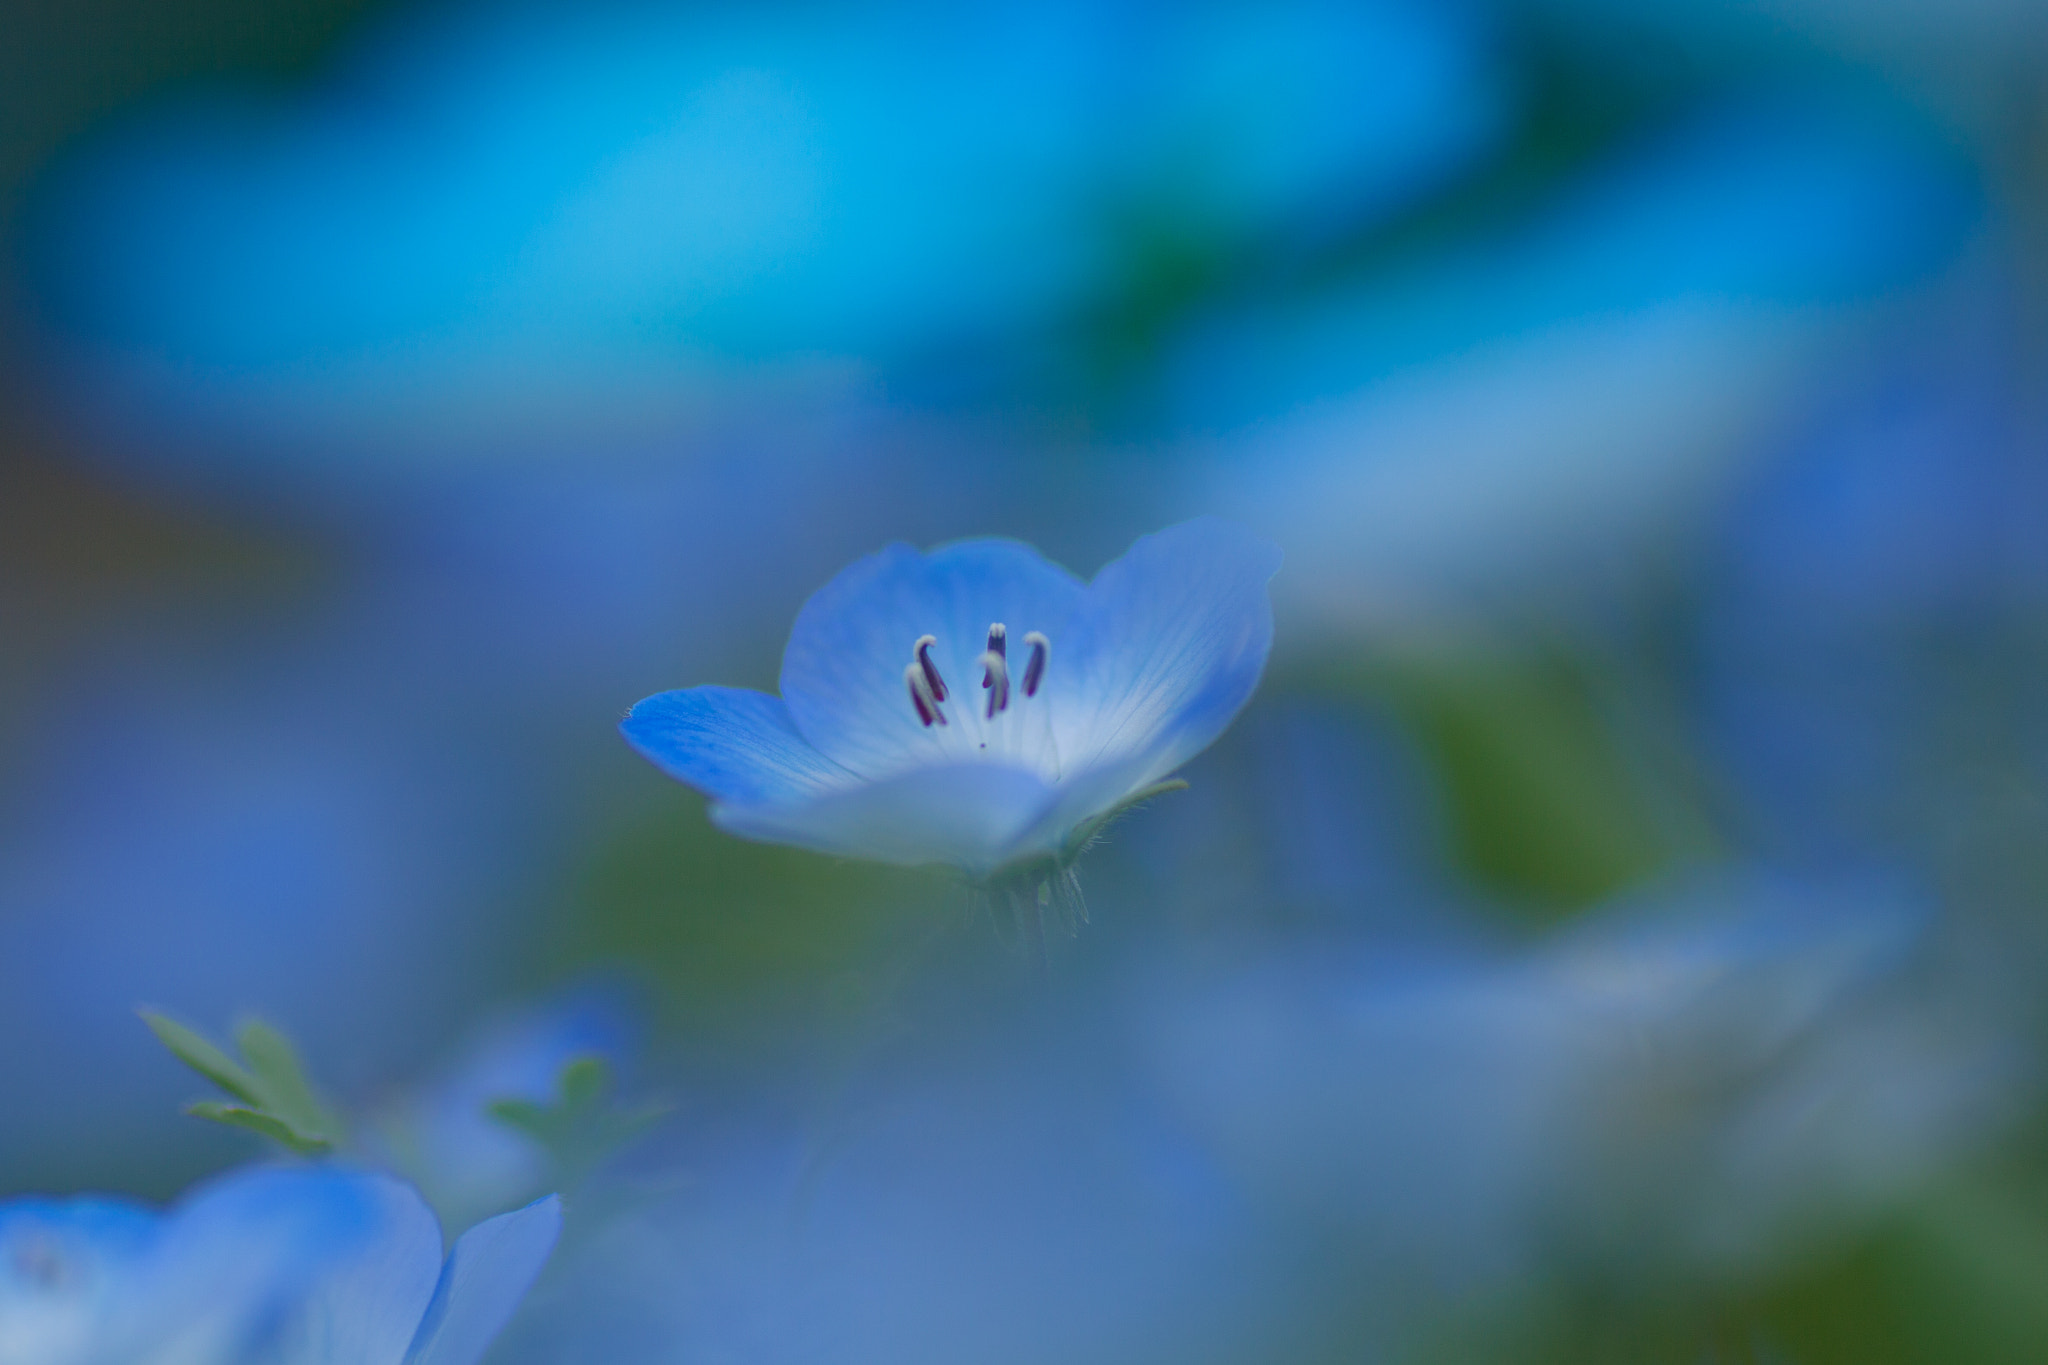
[369,985,641,1234]
[621,518,1279,881]
[0,1165,560,1365]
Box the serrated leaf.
[140,1010,263,1106]
[234,1018,338,1141]
[187,1102,334,1157]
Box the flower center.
[903,624,1049,729]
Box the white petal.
[1055,518,1280,791]
[715,762,1058,876]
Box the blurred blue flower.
[1,1166,358,1365]
[0,1164,558,1365]
[1139,870,2016,1290]
[20,0,1504,472]
[267,1176,560,1365]
[1146,92,1980,625]
[369,987,641,1234]
[622,518,1278,879]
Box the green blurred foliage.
[1292,645,1692,921]
[142,1011,342,1156]
[1396,1163,2048,1365]
[554,776,960,1050]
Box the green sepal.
[1059,779,1189,861]
[974,778,1192,893]
[141,1010,343,1156]
[487,1055,667,1188]
[186,1102,334,1157]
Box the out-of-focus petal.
[0,1199,156,1365]
[262,1176,441,1365]
[779,540,1084,780]
[403,1195,561,1365]
[85,1165,388,1365]
[1055,518,1280,789]
[621,687,849,808]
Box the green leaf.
[186,1102,334,1157]
[142,1010,341,1156]
[235,1018,340,1141]
[140,1010,263,1107]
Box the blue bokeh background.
[4,1,2047,1360]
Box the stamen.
[1022,632,1050,698]
[905,662,946,727]
[979,649,1010,719]
[913,635,948,702]
[981,623,1006,688]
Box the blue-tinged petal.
[0,1198,157,1365]
[715,762,1056,876]
[261,1175,442,1365]
[1054,518,1280,789]
[0,1197,158,1279]
[403,1195,560,1365]
[86,1165,386,1365]
[621,687,849,807]
[780,540,1085,779]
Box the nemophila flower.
[622,518,1279,899]
[0,1164,560,1365]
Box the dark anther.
[1022,632,1049,698]
[980,649,1010,719]
[905,663,946,727]
[981,623,1006,687]
[913,634,948,702]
